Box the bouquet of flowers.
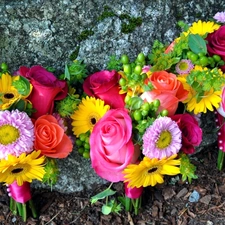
[69,11,225,215]
[0,64,74,221]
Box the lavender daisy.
[143,117,182,159]
[175,59,194,75]
[0,109,34,159]
[213,12,225,23]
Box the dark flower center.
[91,118,97,125]
[148,167,158,173]
[4,93,14,99]
[11,168,23,174]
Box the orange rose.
[141,71,188,116]
[34,115,73,158]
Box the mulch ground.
[1,144,225,225]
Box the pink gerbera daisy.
[143,116,182,159]
[0,110,34,159]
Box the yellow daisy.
[71,96,110,137]
[0,150,46,186]
[186,89,222,114]
[0,73,21,110]
[178,66,224,114]
[188,20,220,36]
[177,74,195,104]
[0,73,32,110]
[123,154,180,188]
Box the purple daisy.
[143,116,182,159]
[213,12,225,23]
[175,59,194,75]
[0,109,34,159]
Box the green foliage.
[56,94,81,117]
[187,67,225,103]
[63,60,88,85]
[188,34,207,55]
[91,185,122,215]
[102,199,122,215]
[180,153,198,183]
[148,40,180,71]
[91,188,116,204]
[106,55,123,71]
[42,158,59,190]
[12,76,31,96]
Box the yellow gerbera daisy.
[186,89,222,114]
[0,150,46,186]
[71,96,110,137]
[178,66,224,114]
[123,154,180,188]
[188,20,220,36]
[177,74,195,104]
[0,73,32,110]
[0,73,21,110]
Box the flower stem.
[10,198,17,215]
[217,149,225,170]
[131,197,141,215]
[16,202,23,217]
[29,200,38,218]
[125,196,131,212]
[22,203,27,222]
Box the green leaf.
[180,153,198,183]
[64,64,70,80]
[90,188,116,204]
[130,96,143,110]
[188,34,207,54]
[102,204,113,215]
[12,76,31,96]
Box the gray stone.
[1,0,224,193]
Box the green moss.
[78,29,94,41]
[69,46,80,61]
[97,5,116,21]
[121,16,142,34]
[77,5,143,42]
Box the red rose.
[83,70,125,109]
[206,25,225,72]
[18,65,68,118]
[170,113,202,154]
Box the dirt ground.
[1,144,225,225]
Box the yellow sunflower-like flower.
[188,20,220,36]
[71,96,110,137]
[123,154,180,188]
[178,66,224,114]
[0,73,21,110]
[0,150,46,186]
[0,73,32,110]
[186,89,222,114]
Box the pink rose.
[90,108,140,182]
[18,65,68,118]
[141,71,188,116]
[83,70,125,109]
[206,25,225,72]
[170,113,202,154]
